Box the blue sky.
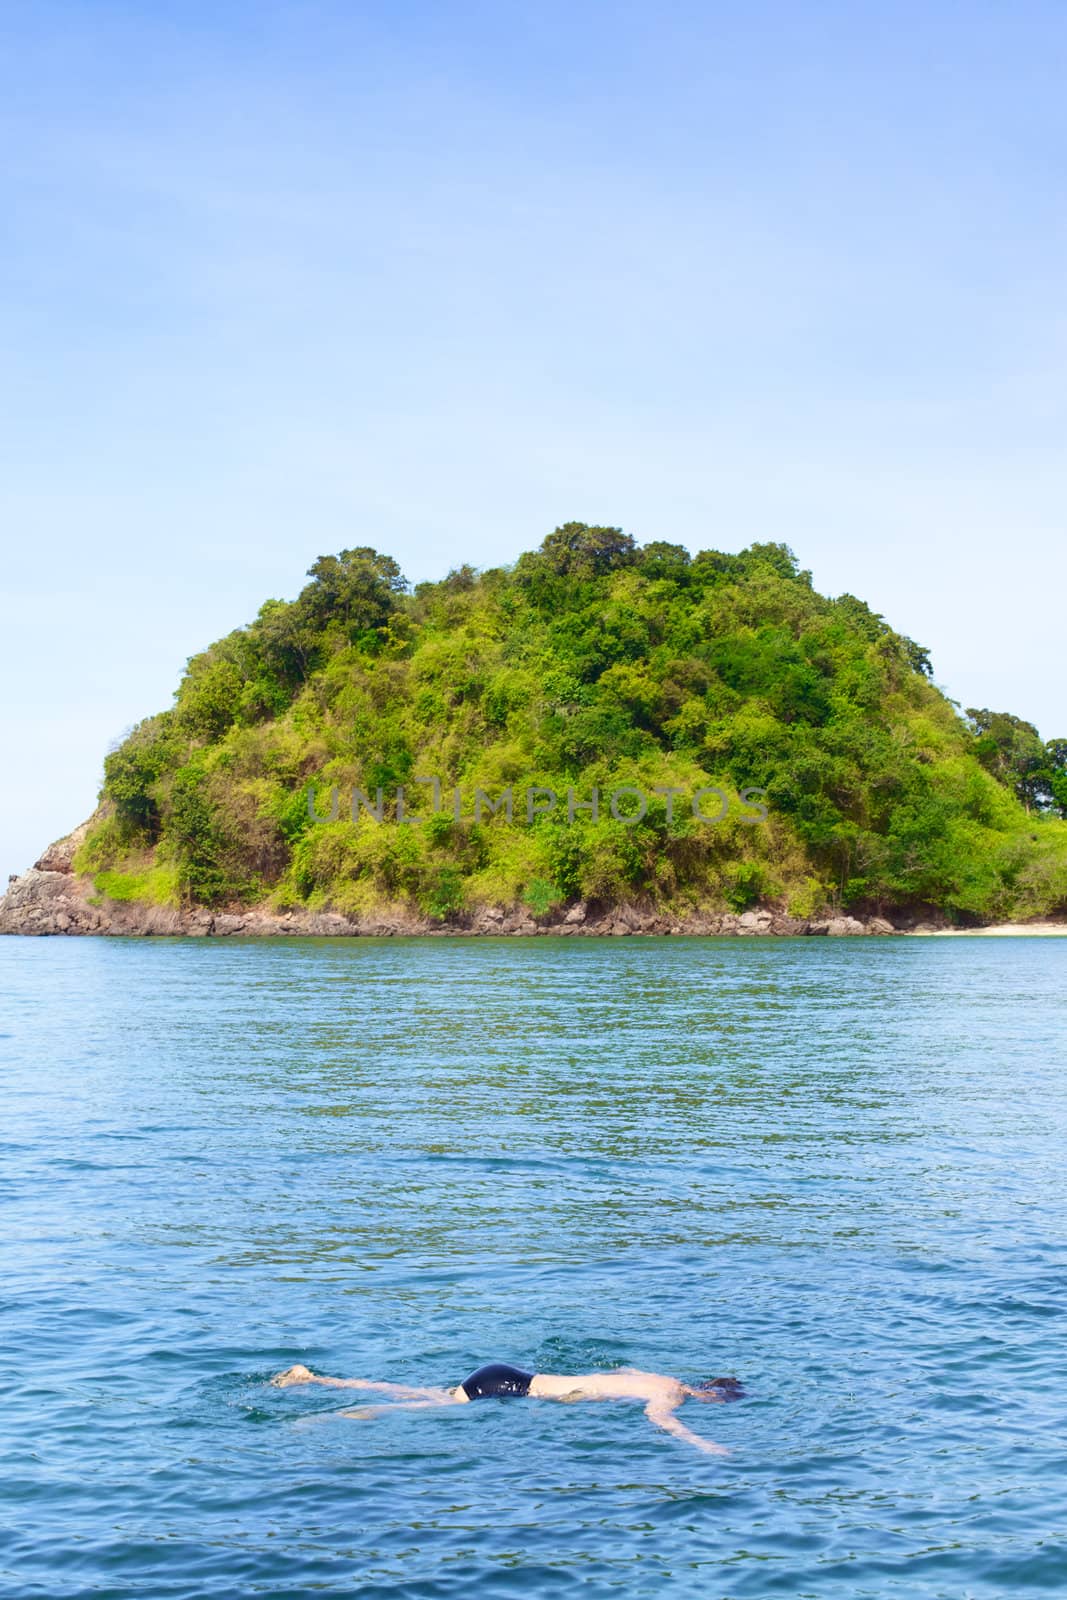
[2,1,1066,880]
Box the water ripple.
[0,935,1065,1596]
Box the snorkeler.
[271,1361,742,1456]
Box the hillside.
[7,525,1067,934]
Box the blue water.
[1,936,1066,1598]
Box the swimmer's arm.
[644,1398,730,1457]
[271,1366,451,1401]
[322,1378,455,1400]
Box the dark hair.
[689,1376,744,1401]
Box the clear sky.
[2,1,1065,882]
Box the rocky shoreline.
[0,824,1056,939]
[0,864,902,937]
[0,823,915,938]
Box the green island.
[42,526,1067,929]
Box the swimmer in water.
[271,1361,742,1455]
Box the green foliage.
[532,522,637,577]
[167,763,232,904]
[723,860,767,911]
[787,876,830,919]
[102,716,175,836]
[73,814,133,874]
[82,524,1067,924]
[523,876,563,916]
[966,709,1066,816]
[423,866,466,921]
[94,865,181,906]
[1042,739,1067,819]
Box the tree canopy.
[81,524,1067,923]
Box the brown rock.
[33,816,96,874]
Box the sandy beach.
[911,922,1067,936]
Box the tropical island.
[3,524,1065,937]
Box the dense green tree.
[966,709,1048,811]
[530,522,638,576]
[80,527,1067,922]
[101,715,175,837]
[1036,737,1067,818]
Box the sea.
[1,934,1065,1598]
